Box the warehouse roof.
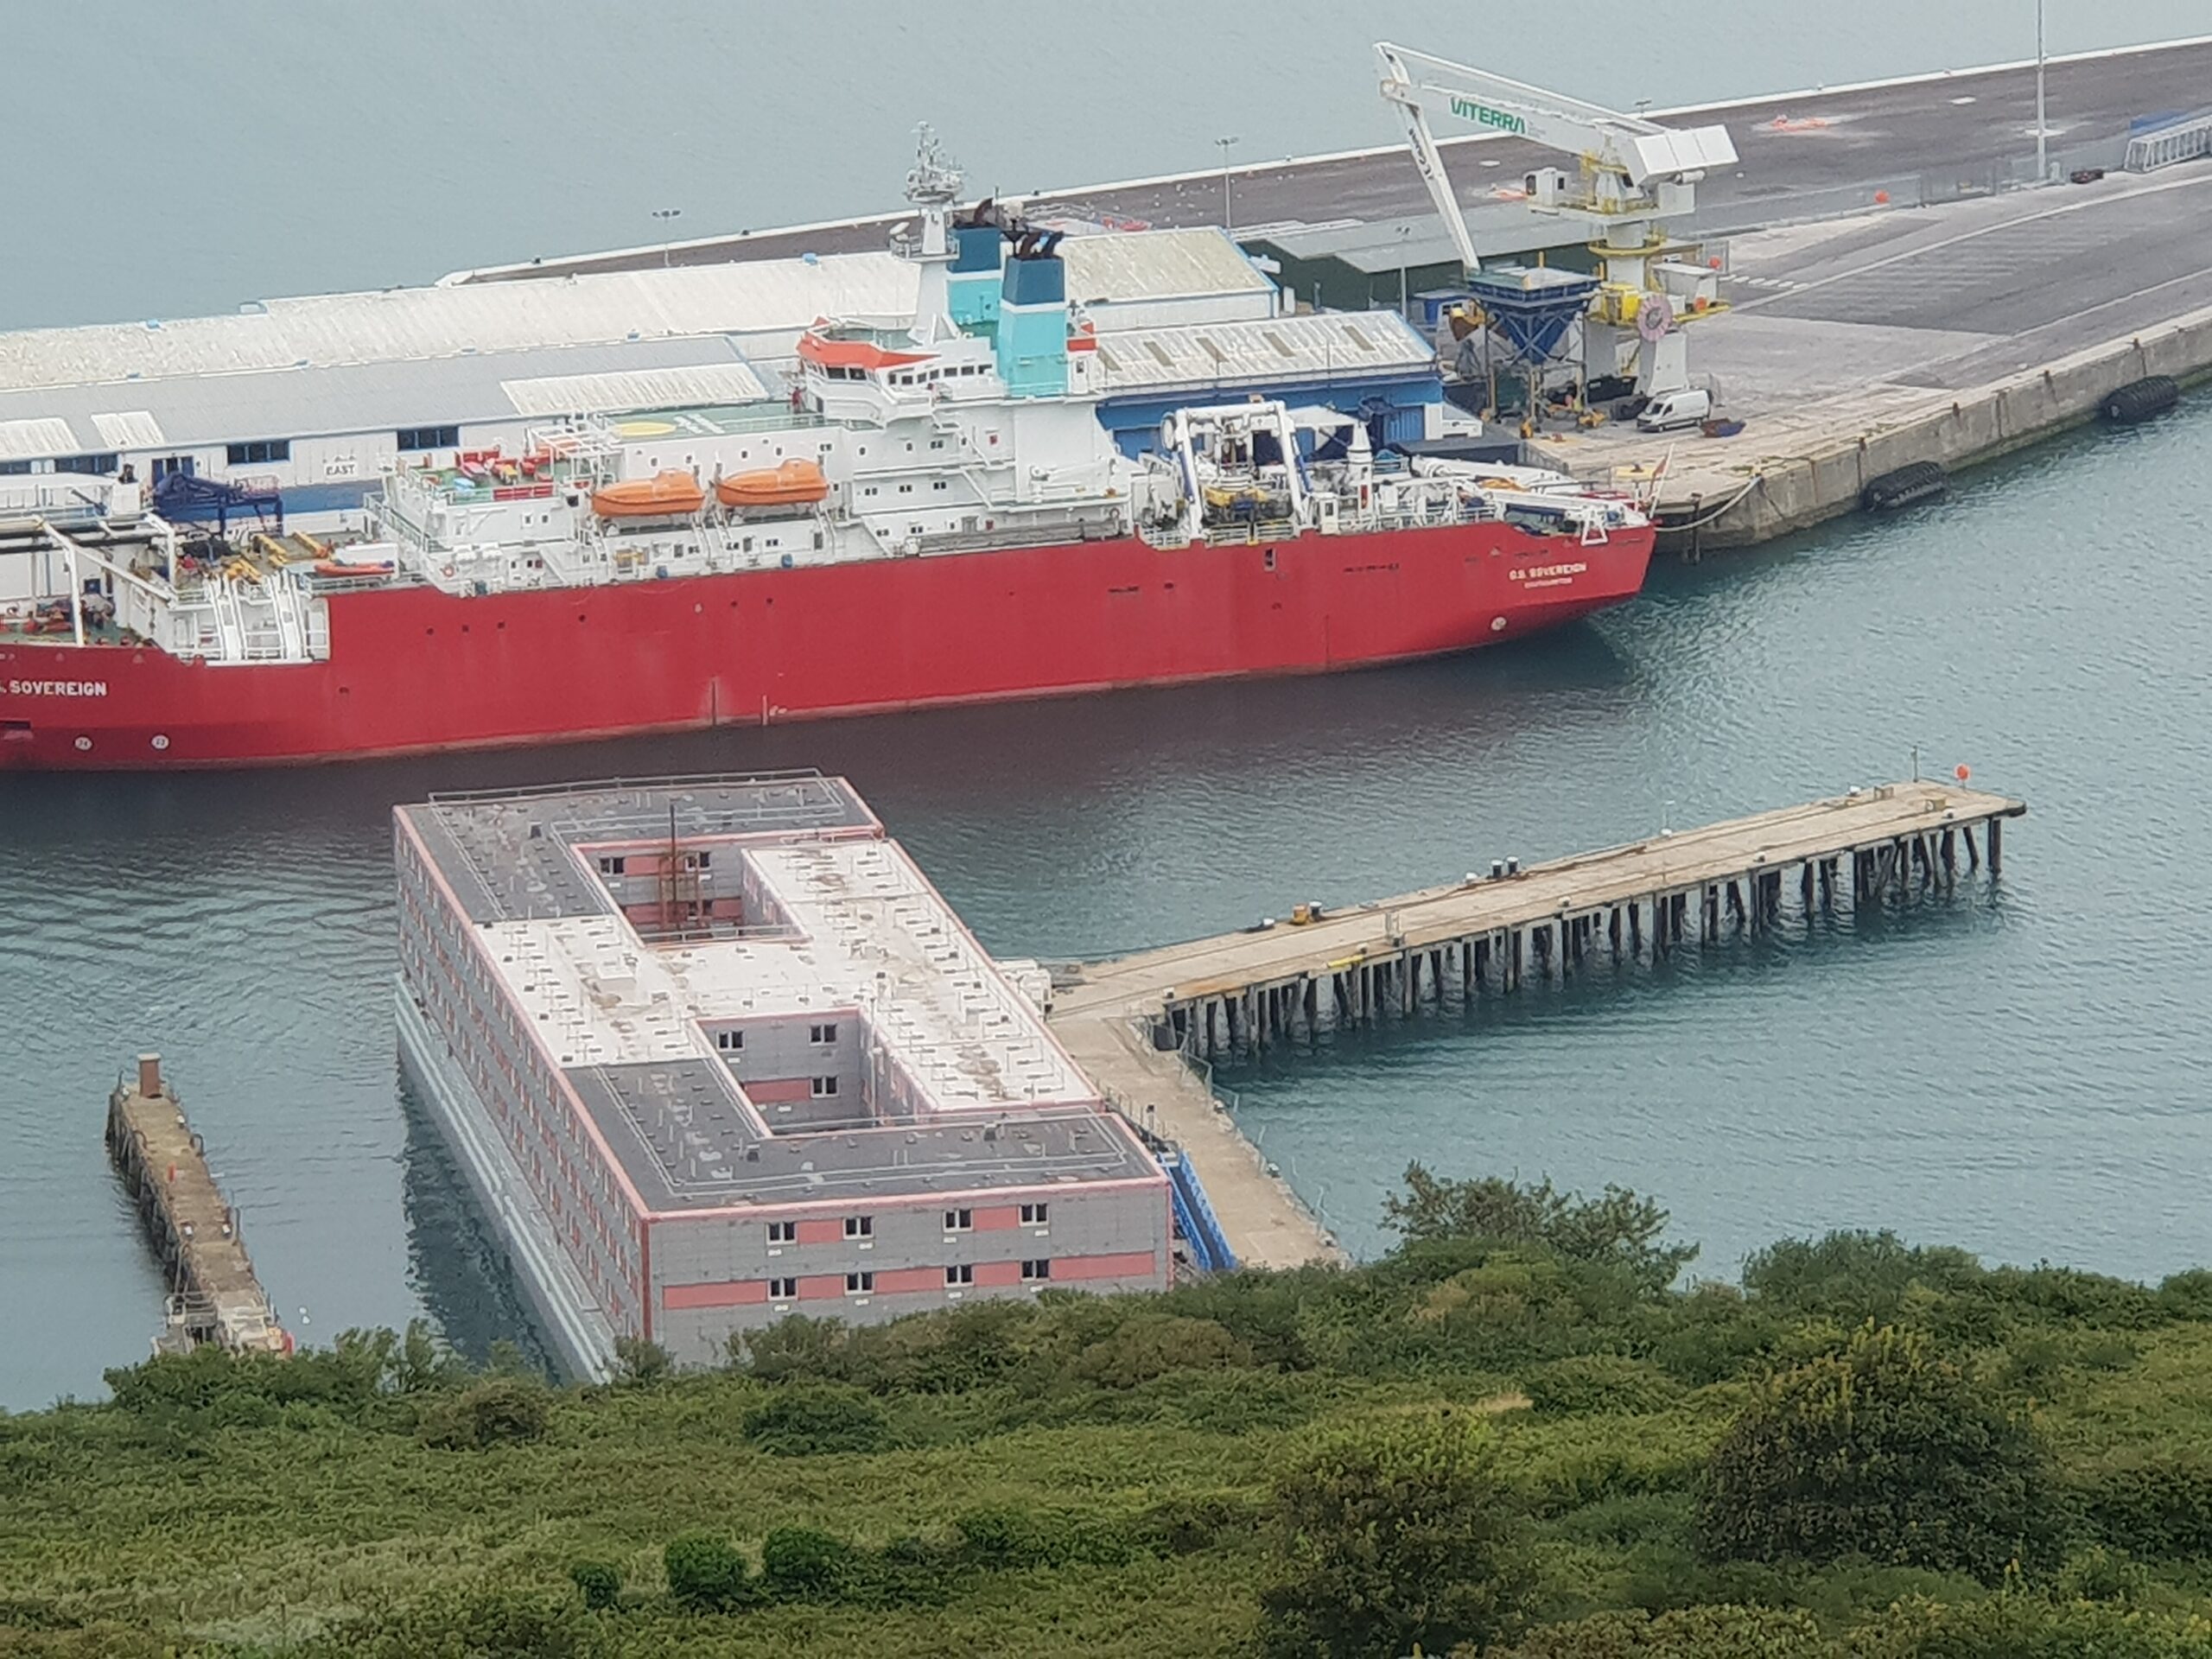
[0,335,766,455]
[1094,308,1435,394]
[0,227,1274,400]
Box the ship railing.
[300,569,410,595]
[1200,515,1300,547]
[428,768,832,805]
[912,509,1123,558]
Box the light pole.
[652,207,682,268]
[1214,136,1239,233]
[1397,224,1411,319]
[2035,0,2049,181]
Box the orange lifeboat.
[592,469,705,519]
[715,458,830,510]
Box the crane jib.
[1448,97,1527,136]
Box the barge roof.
[398,774,1136,1216]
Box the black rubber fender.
[1860,459,1948,512]
[2101,375,2180,425]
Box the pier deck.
[1051,781,2024,1268]
[105,1055,285,1357]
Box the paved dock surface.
[1052,781,2024,1270]
[1052,1012,1346,1274]
[461,41,2212,283]
[1535,165,2212,533]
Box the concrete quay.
[1050,781,2024,1269]
[1543,168,2212,544]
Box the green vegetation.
[11,1164,2212,1656]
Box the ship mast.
[902,124,963,326]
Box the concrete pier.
[1552,173,2212,546]
[1050,781,2024,1266]
[105,1055,287,1357]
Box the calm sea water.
[4,404,2207,1408]
[5,0,2207,330]
[4,11,2211,1408]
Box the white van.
[1636,388,1713,432]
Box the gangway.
[2125,107,2212,171]
[154,469,284,537]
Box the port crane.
[1374,41,1736,279]
[1375,42,1738,399]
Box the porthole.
[151,734,170,751]
[73,735,92,752]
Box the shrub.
[1527,1355,1685,1417]
[1259,1408,1534,1659]
[1844,1594,2212,1658]
[855,1535,960,1608]
[1741,1232,1982,1326]
[1698,1323,2059,1580]
[611,1337,673,1385]
[1076,1314,1251,1389]
[1137,1491,1268,1555]
[739,1382,889,1456]
[728,1314,852,1382]
[760,1525,857,1601]
[314,1586,604,1656]
[2055,1545,2152,1604]
[2076,1451,2212,1559]
[567,1559,623,1611]
[955,1504,1134,1569]
[1489,1604,1829,1658]
[1384,1166,1697,1294]
[664,1531,753,1612]
[2156,1268,2212,1322]
[417,1376,551,1450]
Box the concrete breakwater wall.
[1657,301,2212,550]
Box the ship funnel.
[947,224,1003,327]
[996,243,1069,399]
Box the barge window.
[769,1276,797,1299]
[845,1271,874,1294]
[1020,1259,1052,1282]
[226,439,291,466]
[945,1264,973,1286]
[812,1077,840,1098]
[59,453,119,474]
[1020,1202,1049,1225]
[0,461,28,476]
[766,1219,794,1243]
[716,1029,743,1052]
[397,425,461,452]
[842,1213,870,1238]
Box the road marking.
[1731,169,2212,313]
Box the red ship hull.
[0,521,1651,770]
